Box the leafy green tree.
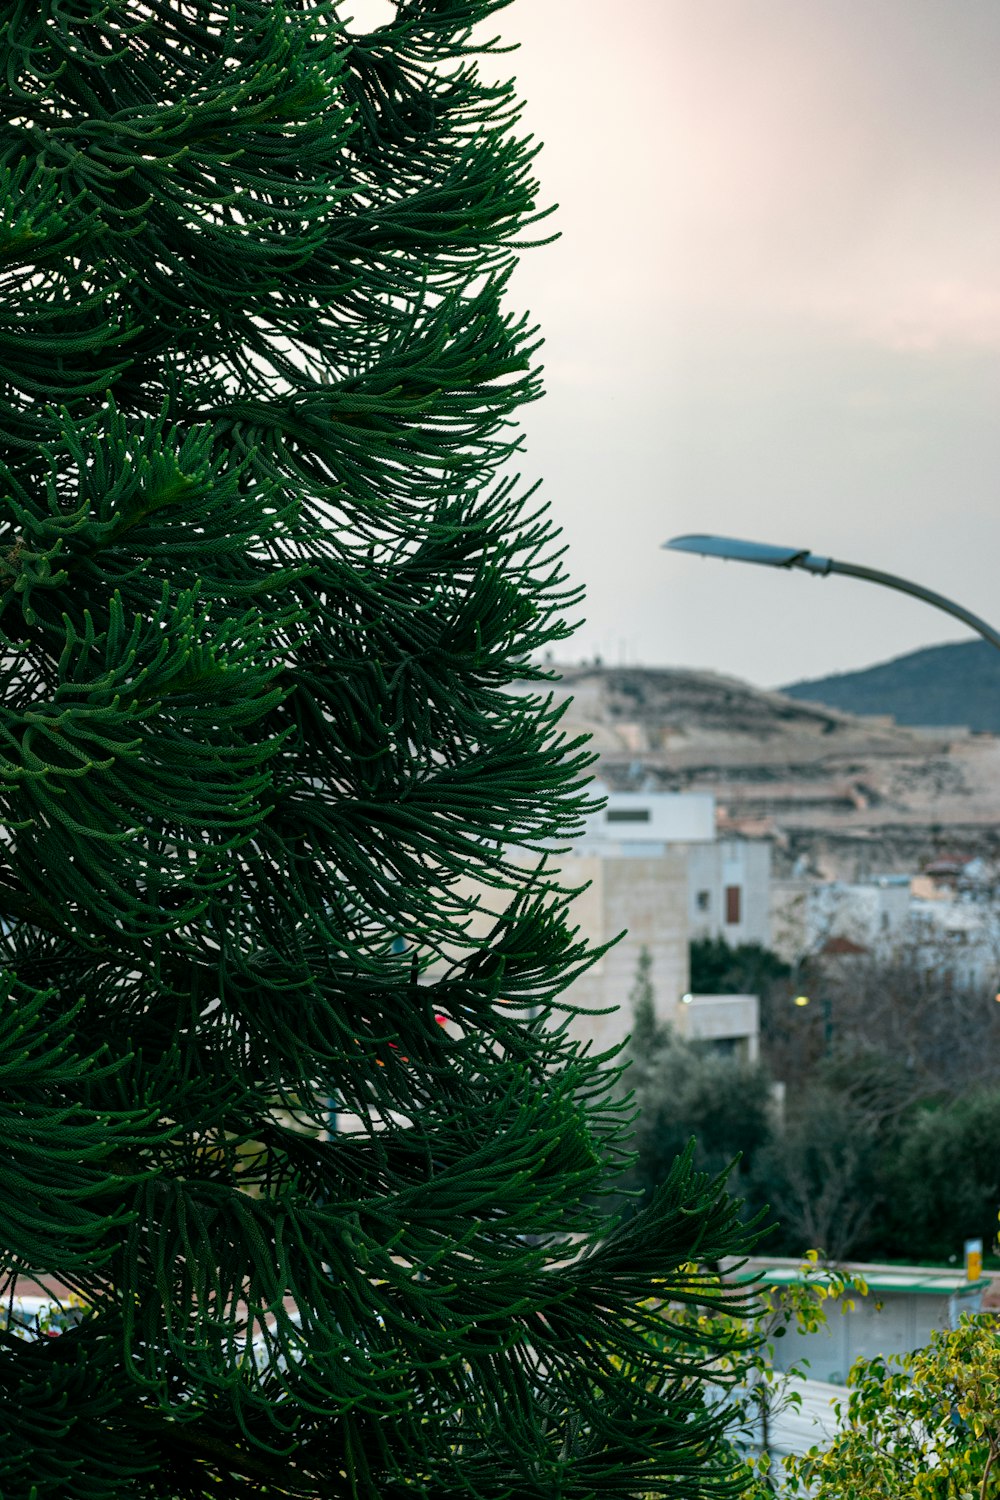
[0,4,760,1496]
[631,1041,774,1194]
[630,943,660,1051]
[649,1260,1000,1499]
[787,1314,1000,1500]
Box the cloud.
[514,0,1000,355]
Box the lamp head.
[663,534,832,574]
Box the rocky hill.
[536,664,1000,880]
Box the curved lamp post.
[663,533,1000,653]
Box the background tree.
[624,949,774,1203]
[0,3,761,1496]
[800,948,1000,1103]
[876,1092,1000,1261]
[786,1314,1000,1500]
[751,1087,878,1261]
[686,930,1000,1263]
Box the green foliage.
[878,1092,1000,1261]
[644,1252,1000,1500]
[630,1039,774,1192]
[786,1314,1000,1500]
[624,950,774,1198]
[0,3,762,1496]
[630,944,659,1051]
[690,939,790,998]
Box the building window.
[725,885,742,925]
[696,890,711,912]
[606,807,651,823]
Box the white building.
[560,787,769,1056]
[575,787,715,853]
[431,789,772,1061]
[576,785,772,949]
[561,850,692,1056]
[771,868,1000,994]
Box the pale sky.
[351,1,1000,687]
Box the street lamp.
[791,991,833,1049]
[663,533,1000,653]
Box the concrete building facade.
[676,993,760,1062]
[561,851,691,1057]
[685,838,772,950]
[559,787,770,1056]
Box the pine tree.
[628,945,661,1054]
[0,4,759,1495]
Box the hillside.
[782,640,1000,733]
[535,663,1000,880]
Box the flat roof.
[733,1266,989,1297]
